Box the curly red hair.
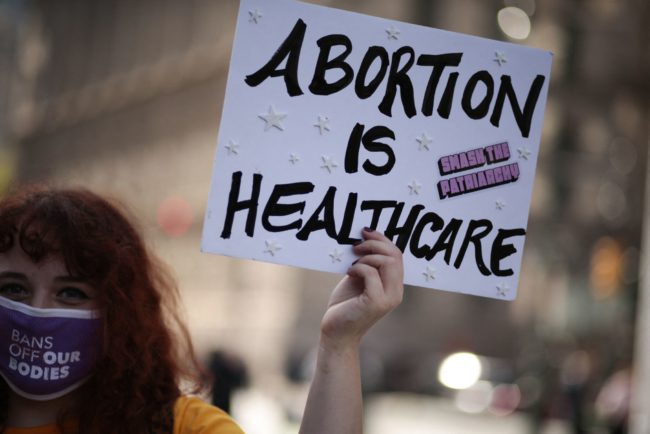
[0,185,204,433]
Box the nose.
[29,288,53,309]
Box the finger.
[351,255,404,305]
[353,254,403,287]
[346,262,385,305]
[353,239,402,258]
[361,228,400,247]
[361,227,389,242]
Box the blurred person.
[0,186,404,433]
[207,350,248,413]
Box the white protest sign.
[202,0,552,300]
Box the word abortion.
[245,19,546,138]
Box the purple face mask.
[0,296,102,401]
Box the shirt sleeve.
[174,396,246,434]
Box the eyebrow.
[0,271,89,284]
[0,271,27,280]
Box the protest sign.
[202,0,553,300]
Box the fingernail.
[363,226,375,233]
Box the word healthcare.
[245,19,546,138]
[220,171,526,277]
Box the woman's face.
[0,245,99,310]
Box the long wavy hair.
[0,185,204,433]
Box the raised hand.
[320,227,404,352]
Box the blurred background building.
[1,0,648,433]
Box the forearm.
[299,228,403,434]
[299,337,363,434]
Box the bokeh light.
[156,195,194,237]
[438,352,482,390]
[497,7,531,40]
[489,384,521,416]
[590,237,623,299]
[454,380,493,413]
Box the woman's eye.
[57,287,90,303]
[0,283,29,300]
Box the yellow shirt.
[173,396,244,434]
[3,396,245,434]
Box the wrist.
[317,333,361,369]
[319,314,368,355]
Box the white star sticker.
[408,180,422,195]
[494,50,507,67]
[313,115,331,135]
[495,200,506,210]
[248,9,262,24]
[517,147,531,160]
[263,240,282,256]
[386,25,400,40]
[416,133,432,151]
[289,153,300,165]
[496,283,510,297]
[329,248,343,263]
[422,266,437,282]
[320,155,338,173]
[224,140,240,156]
[258,105,287,131]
